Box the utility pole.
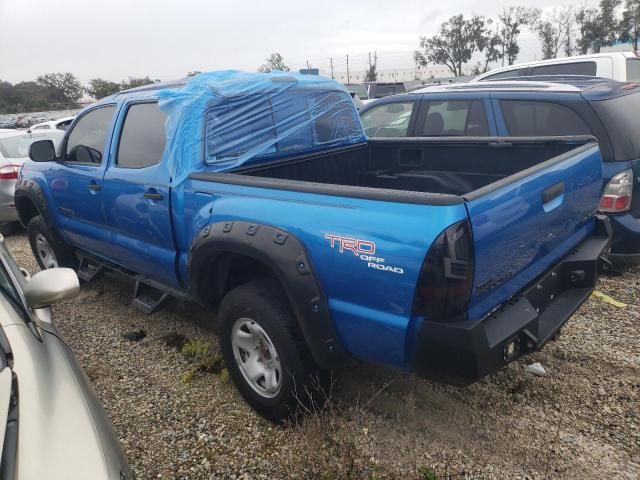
[330,57,334,79]
[500,23,505,67]
[346,54,350,83]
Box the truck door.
[45,104,117,253]
[101,101,177,287]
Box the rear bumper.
[412,215,612,385]
[0,179,18,223]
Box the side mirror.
[29,140,56,162]
[23,268,79,309]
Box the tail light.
[413,220,474,321]
[0,164,20,180]
[599,169,633,213]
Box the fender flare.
[188,220,351,370]
[14,178,53,228]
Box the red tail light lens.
[0,165,20,180]
[413,220,474,321]
[599,169,633,213]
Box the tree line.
[416,0,640,77]
[0,74,159,114]
[4,1,639,114]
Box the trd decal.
[325,234,404,274]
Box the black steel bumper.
[412,215,612,385]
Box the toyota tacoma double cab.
[16,71,611,422]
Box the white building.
[320,64,473,84]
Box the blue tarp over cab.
[156,70,366,185]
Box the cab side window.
[117,103,167,168]
[500,101,592,136]
[65,106,116,164]
[360,102,415,137]
[422,100,489,136]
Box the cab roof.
[411,78,640,101]
[413,80,584,94]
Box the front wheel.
[27,216,77,270]
[219,279,329,422]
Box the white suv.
[471,52,640,83]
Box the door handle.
[542,182,564,203]
[144,190,163,201]
[87,183,101,191]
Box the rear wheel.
[219,279,329,422]
[27,216,76,270]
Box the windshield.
[346,84,368,100]
[0,131,64,159]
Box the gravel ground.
[6,232,639,479]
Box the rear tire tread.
[219,278,329,422]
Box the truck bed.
[234,137,589,197]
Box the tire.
[219,279,329,423]
[27,216,77,270]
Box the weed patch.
[179,339,224,383]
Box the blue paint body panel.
[179,179,468,367]
[465,144,602,321]
[19,75,605,372]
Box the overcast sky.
[1,0,569,84]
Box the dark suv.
[360,80,640,264]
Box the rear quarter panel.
[176,180,468,367]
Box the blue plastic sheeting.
[157,70,366,184]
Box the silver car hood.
[0,303,131,480]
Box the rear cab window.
[204,90,361,166]
[500,100,592,136]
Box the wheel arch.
[188,221,351,370]
[14,179,51,228]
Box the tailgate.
[464,142,603,320]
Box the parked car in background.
[360,79,640,264]
[28,116,75,132]
[346,91,365,110]
[471,52,640,82]
[0,236,133,479]
[0,116,17,130]
[0,130,65,233]
[363,81,406,99]
[19,71,610,422]
[345,83,368,100]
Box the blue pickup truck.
[17,71,610,421]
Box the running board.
[77,256,104,282]
[132,281,169,314]
[73,252,191,315]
